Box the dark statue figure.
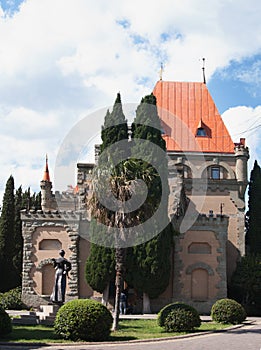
[50,249,71,304]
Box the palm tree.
[90,157,156,330]
[90,160,132,330]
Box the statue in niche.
[50,249,71,305]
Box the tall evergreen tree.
[13,186,23,287]
[245,160,261,254]
[0,176,16,292]
[126,93,173,313]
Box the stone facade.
[171,214,228,314]
[21,209,92,308]
[21,79,249,314]
[22,159,232,314]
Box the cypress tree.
[13,186,23,287]
[31,191,42,210]
[126,93,173,312]
[245,160,261,254]
[0,176,16,292]
[230,254,261,310]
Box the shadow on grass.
[108,335,137,341]
[0,326,60,343]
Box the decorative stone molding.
[186,262,214,275]
[36,258,54,270]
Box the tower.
[40,155,57,211]
[235,139,249,199]
[153,79,249,286]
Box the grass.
[110,319,231,341]
[0,319,232,344]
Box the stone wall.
[21,209,81,308]
[172,214,228,314]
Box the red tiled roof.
[153,81,235,153]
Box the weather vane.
[159,62,164,81]
[202,58,206,84]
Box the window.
[196,127,207,136]
[39,239,62,250]
[211,167,220,179]
[204,165,228,180]
[188,242,211,254]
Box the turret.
[235,138,249,199]
[40,155,57,211]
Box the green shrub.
[54,299,113,341]
[164,307,201,332]
[0,308,12,337]
[158,302,201,331]
[211,298,246,324]
[0,287,25,310]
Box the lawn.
[0,319,231,344]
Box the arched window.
[203,165,228,179]
[175,164,192,179]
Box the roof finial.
[159,62,164,81]
[202,58,206,84]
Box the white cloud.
[222,106,261,171]
[0,0,260,201]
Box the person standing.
[50,249,71,305]
[120,291,127,315]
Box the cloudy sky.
[0,0,260,201]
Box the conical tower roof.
[42,155,51,182]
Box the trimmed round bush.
[54,299,113,341]
[0,308,12,337]
[0,287,25,310]
[211,298,246,324]
[158,302,201,332]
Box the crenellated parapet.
[193,213,229,227]
[20,209,82,223]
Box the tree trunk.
[112,269,121,331]
[102,283,109,306]
[112,247,126,331]
[143,292,151,314]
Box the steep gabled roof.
[153,81,235,153]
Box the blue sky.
[0,0,23,15]
[209,56,261,113]
[0,0,260,200]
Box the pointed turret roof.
[153,81,235,153]
[42,155,51,182]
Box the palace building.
[21,79,249,314]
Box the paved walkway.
[6,310,212,323]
